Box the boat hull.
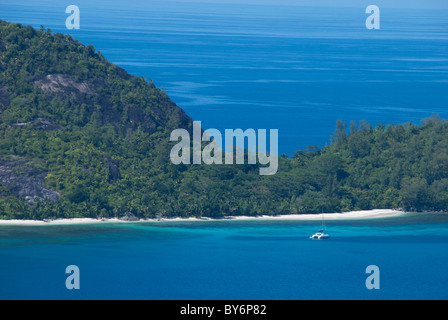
[310,233,330,240]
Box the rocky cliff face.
[0,158,60,204]
[35,74,96,96]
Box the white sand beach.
[0,209,404,225]
[226,209,404,221]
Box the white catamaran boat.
[310,213,330,240]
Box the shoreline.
[0,209,406,226]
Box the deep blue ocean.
[1,0,447,154]
[1,1,448,300]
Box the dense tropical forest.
[0,20,447,220]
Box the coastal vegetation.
[0,20,447,220]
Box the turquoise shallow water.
[1,212,448,300]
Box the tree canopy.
[0,20,447,220]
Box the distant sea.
[1,0,447,155]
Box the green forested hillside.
[0,20,447,220]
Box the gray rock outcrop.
[0,157,60,204]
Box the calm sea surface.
[1,213,448,300]
[1,1,447,154]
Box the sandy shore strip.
[229,209,404,221]
[0,209,405,225]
